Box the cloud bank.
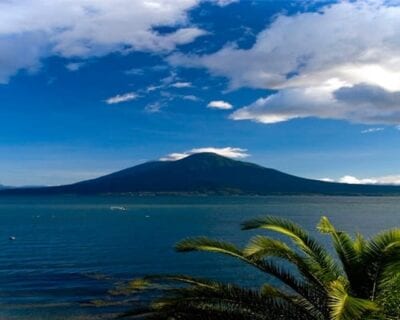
[322,174,400,185]
[160,147,249,161]
[0,0,215,83]
[170,0,400,125]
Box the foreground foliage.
[119,216,400,320]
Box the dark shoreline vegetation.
[3,153,400,196]
[112,215,400,320]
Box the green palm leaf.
[119,215,400,320]
[121,274,311,320]
[176,237,319,299]
[243,216,341,283]
[328,280,379,320]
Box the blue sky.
[2,0,400,186]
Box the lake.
[0,195,400,319]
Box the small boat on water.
[110,206,127,211]
[9,236,16,241]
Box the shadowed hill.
[2,153,400,195]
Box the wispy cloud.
[361,127,384,134]
[145,102,164,113]
[212,0,238,6]
[160,147,249,161]
[146,85,163,93]
[145,73,193,94]
[207,100,233,110]
[124,68,144,76]
[65,62,85,72]
[106,92,138,105]
[171,82,192,88]
[125,65,168,76]
[321,175,400,185]
[182,95,200,101]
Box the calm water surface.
[1,195,400,319]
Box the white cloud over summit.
[170,0,400,125]
[160,147,249,161]
[0,0,216,83]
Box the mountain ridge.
[2,152,400,196]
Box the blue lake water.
[1,195,400,319]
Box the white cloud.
[0,0,211,83]
[105,92,137,104]
[170,1,400,125]
[182,95,200,101]
[65,62,85,71]
[160,147,249,161]
[146,85,163,92]
[171,81,192,88]
[160,152,189,161]
[211,0,238,6]
[320,178,334,182]
[361,127,384,134]
[207,100,233,110]
[338,176,378,185]
[0,33,46,83]
[321,175,400,185]
[145,72,190,93]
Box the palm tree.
[120,216,400,320]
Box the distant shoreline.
[2,191,400,197]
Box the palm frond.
[122,274,313,320]
[317,217,359,268]
[176,236,321,300]
[261,284,326,320]
[176,237,243,258]
[243,216,341,283]
[363,229,400,299]
[118,216,400,320]
[317,217,366,293]
[243,235,330,288]
[328,280,379,320]
[364,229,400,261]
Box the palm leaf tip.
[317,216,336,234]
[241,217,265,230]
[243,235,292,259]
[175,237,242,256]
[241,215,287,230]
